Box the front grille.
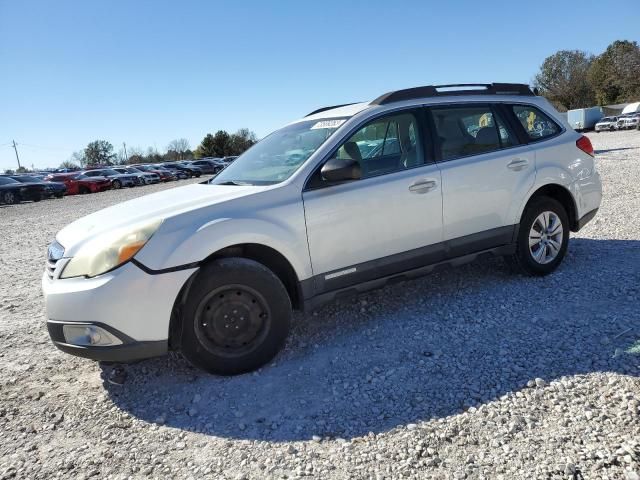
[46,259,58,280]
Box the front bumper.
[47,321,167,362]
[43,260,198,362]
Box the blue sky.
[1,0,639,170]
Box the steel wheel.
[194,284,271,358]
[529,211,563,264]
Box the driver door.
[302,109,444,294]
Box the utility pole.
[123,142,128,164]
[11,140,21,169]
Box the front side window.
[211,118,346,185]
[432,105,516,161]
[511,105,560,140]
[334,112,424,178]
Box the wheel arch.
[520,183,579,231]
[168,243,302,351]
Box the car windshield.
[211,118,347,185]
[0,177,20,185]
[73,174,88,179]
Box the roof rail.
[305,102,359,117]
[371,83,535,105]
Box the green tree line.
[59,128,257,169]
[534,40,640,111]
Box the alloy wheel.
[529,211,563,264]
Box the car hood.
[56,183,264,254]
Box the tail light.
[576,135,594,157]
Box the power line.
[15,142,74,152]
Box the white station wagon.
[43,83,602,375]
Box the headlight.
[60,219,162,279]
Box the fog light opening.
[62,325,123,347]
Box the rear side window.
[431,105,516,161]
[511,105,560,140]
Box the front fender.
[135,216,313,281]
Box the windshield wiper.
[214,180,253,186]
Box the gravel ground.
[1,131,639,480]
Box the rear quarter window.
[511,105,561,141]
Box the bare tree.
[70,150,87,167]
[167,138,191,159]
[59,160,79,170]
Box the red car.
[44,173,112,195]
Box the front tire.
[506,196,569,276]
[180,258,292,375]
[3,191,19,204]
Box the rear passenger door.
[429,103,535,247]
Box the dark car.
[188,159,224,175]
[158,165,189,180]
[0,176,47,204]
[113,166,160,185]
[9,175,67,199]
[82,168,138,188]
[44,173,112,195]
[133,164,177,182]
[162,162,202,178]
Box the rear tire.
[180,258,292,375]
[79,186,90,194]
[112,179,122,189]
[506,196,569,276]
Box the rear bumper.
[47,321,167,362]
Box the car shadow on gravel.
[102,238,639,442]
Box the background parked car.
[616,114,634,130]
[82,168,138,188]
[8,175,67,198]
[162,162,202,178]
[0,176,46,204]
[113,166,160,185]
[622,113,640,130]
[133,164,177,182]
[188,159,223,174]
[159,165,189,179]
[595,116,619,132]
[44,173,112,195]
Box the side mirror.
[321,157,361,183]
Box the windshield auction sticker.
[311,119,346,130]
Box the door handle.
[507,159,529,171]
[409,179,437,194]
